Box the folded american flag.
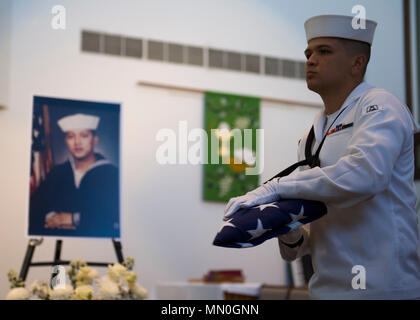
[213,199,327,248]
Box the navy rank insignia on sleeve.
[363,104,383,116]
[366,105,379,113]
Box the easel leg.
[19,238,43,282]
[18,238,122,282]
[112,239,124,263]
[54,240,63,264]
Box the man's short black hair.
[339,38,371,78]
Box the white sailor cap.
[57,113,100,132]
[304,14,377,45]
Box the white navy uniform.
[223,14,420,299]
[278,82,420,299]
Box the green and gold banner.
[203,91,260,202]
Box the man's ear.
[352,54,367,77]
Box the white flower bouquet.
[6,257,147,300]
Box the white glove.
[223,179,281,221]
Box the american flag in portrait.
[30,103,53,195]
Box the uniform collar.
[313,82,375,143]
[69,153,111,188]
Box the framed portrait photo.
[28,96,121,239]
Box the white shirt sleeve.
[273,91,413,208]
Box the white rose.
[28,280,47,292]
[74,285,93,300]
[125,271,137,285]
[28,280,50,299]
[97,276,120,300]
[108,263,127,281]
[6,287,30,300]
[81,266,98,279]
[51,285,74,300]
[131,283,148,300]
[76,266,99,285]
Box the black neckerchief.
[264,106,351,184]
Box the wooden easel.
[19,238,124,282]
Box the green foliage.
[7,269,25,289]
[67,260,87,289]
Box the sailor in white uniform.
[224,14,420,299]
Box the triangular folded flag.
[213,199,327,248]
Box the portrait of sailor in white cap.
[29,113,119,238]
[224,14,420,299]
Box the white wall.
[0,0,405,299]
[0,0,12,107]
[261,0,407,102]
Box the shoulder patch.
[364,104,383,115]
